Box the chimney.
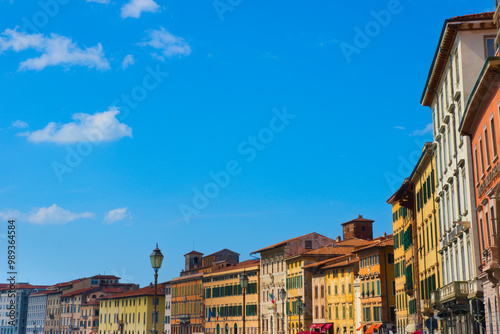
[358,215,362,219]
[336,236,341,242]
[383,232,387,238]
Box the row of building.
[1,217,396,334]
[387,4,500,334]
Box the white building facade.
[421,13,496,334]
[164,282,172,334]
[26,292,47,334]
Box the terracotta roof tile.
[210,259,260,274]
[448,12,493,22]
[323,258,359,270]
[101,283,166,300]
[251,232,330,254]
[61,287,98,298]
[341,215,374,226]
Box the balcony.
[435,281,468,304]
[483,246,500,273]
[404,282,414,294]
[430,290,439,307]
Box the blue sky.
[0,0,493,286]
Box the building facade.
[27,291,48,334]
[352,236,395,334]
[98,284,166,334]
[460,56,500,334]
[421,12,497,334]
[251,233,335,334]
[203,260,260,334]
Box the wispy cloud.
[12,120,28,128]
[121,0,159,19]
[87,0,111,3]
[141,28,191,60]
[0,204,94,225]
[21,107,132,144]
[394,126,405,130]
[122,54,135,69]
[411,123,433,136]
[104,207,132,224]
[0,28,109,71]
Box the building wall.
[203,263,260,334]
[98,294,165,334]
[164,284,172,334]
[45,292,62,334]
[171,276,204,334]
[286,258,306,334]
[324,262,356,334]
[413,148,442,334]
[27,294,47,334]
[357,244,395,331]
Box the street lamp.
[296,297,305,333]
[279,289,286,334]
[240,272,249,334]
[150,243,164,334]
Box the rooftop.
[341,215,374,226]
[251,232,328,254]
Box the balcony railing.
[432,281,468,305]
[483,246,500,273]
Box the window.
[485,126,491,166]
[305,240,312,249]
[491,116,498,158]
[486,37,496,57]
[388,253,394,264]
[480,137,486,175]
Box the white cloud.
[0,28,110,71]
[141,28,191,59]
[104,207,132,224]
[121,0,159,19]
[411,123,433,136]
[122,54,135,69]
[87,0,111,3]
[23,107,132,144]
[12,120,28,128]
[0,204,94,225]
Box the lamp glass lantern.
[240,273,249,289]
[280,288,286,300]
[150,243,164,269]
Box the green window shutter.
[377,280,380,296]
[300,275,303,288]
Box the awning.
[374,325,382,330]
[310,324,325,330]
[412,331,422,334]
[357,325,366,331]
[321,324,333,333]
[365,324,377,334]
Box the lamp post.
[279,289,286,334]
[240,272,249,334]
[150,243,164,334]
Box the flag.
[269,293,275,304]
[208,308,212,322]
[217,308,220,321]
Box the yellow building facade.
[203,260,260,334]
[388,181,416,334]
[98,284,166,334]
[410,144,441,332]
[323,255,357,334]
